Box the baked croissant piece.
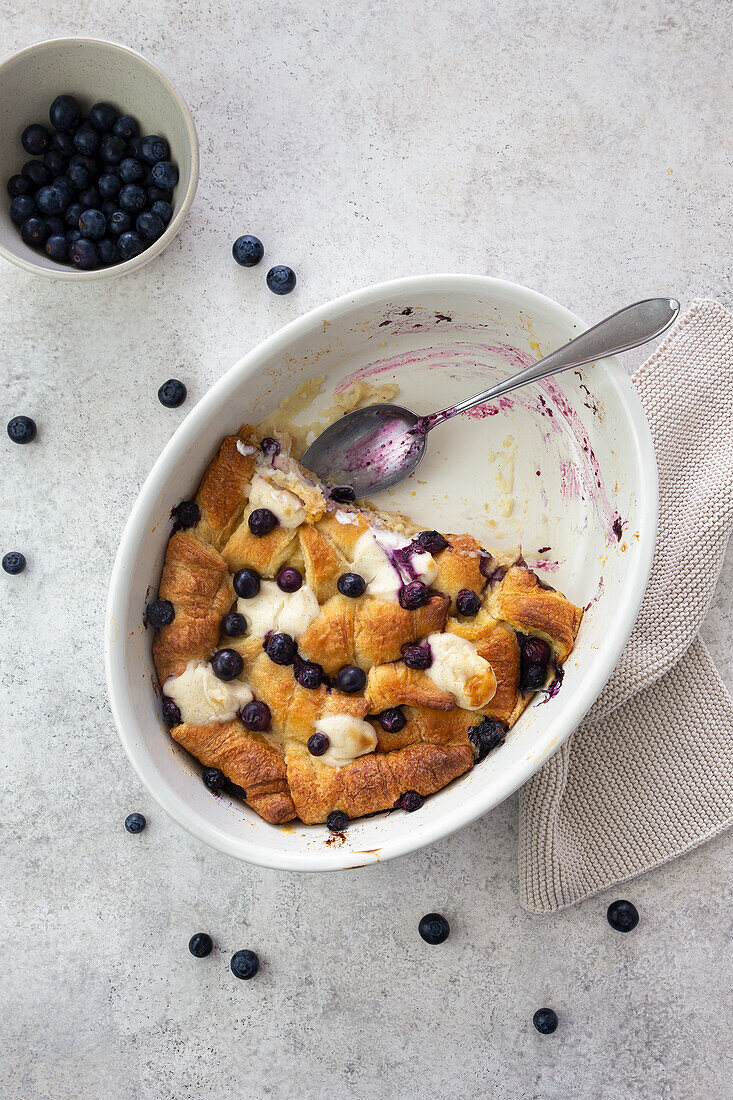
[151,426,583,827]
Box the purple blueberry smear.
[210,648,244,681]
[456,589,481,617]
[335,665,366,694]
[417,530,449,554]
[248,508,277,536]
[326,810,349,833]
[240,700,271,731]
[307,732,330,756]
[233,568,260,598]
[403,644,432,670]
[146,598,175,628]
[265,632,296,665]
[469,718,506,762]
[399,580,431,610]
[378,707,406,733]
[277,566,302,592]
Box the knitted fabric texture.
[519,298,733,913]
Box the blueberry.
[222,612,247,637]
[108,209,132,236]
[149,161,177,190]
[151,199,173,225]
[146,599,175,627]
[116,231,146,260]
[307,732,329,756]
[114,115,138,141]
[260,437,281,458]
[44,234,68,262]
[136,210,165,241]
[101,200,118,218]
[124,812,146,834]
[233,568,260,598]
[399,580,431,610]
[65,201,85,228]
[266,265,297,295]
[161,696,181,725]
[65,160,93,191]
[468,719,506,762]
[330,486,355,504]
[240,700,271,731]
[230,949,259,980]
[43,148,69,177]
[139,135,169,165]
[118,156,145,184]
[210,648,244,681]
[607,899,639,933]
[22,160,51,188]
[10,195,36,225]
[98,172,122,199]
[68,237,98,269]
[295,661,323,689]
[44,215,66,237]
[418,913,450,944]
[65,228,82,247]
[2,551,26,574]
[337,572,366,598]
[49,94,82,131]
[97,237,117,265]
[22,123,51,156]
[100,134,127,164]
[520,662,547,692]
[417,530,449,554]
[276,566,302,593]
[158,378,187,407]
[21,217,49,248]
[395,790,424,812]
[128,136,142,157]
[326,810,349,833]
[202,767,225,791]
[336,665,366,694]
[51,130,76,157]
[232,234,264,267]
[118,183,146,212]
[188,932,213,958]
[79,186,102,210]
[73,122,100,156]
[78,209,107,239]
[248,508,277,536]
[378,708,405,732]
[456,589,481,617]
[89,102,117,132]
[532,1008,558,1035]
[403,644,431,670]
[147,185,172,205]
[7,415,36,444]
[174,500,200,529]
[265,632,296,665]
[522,637,551,665]
[7,174,30,197]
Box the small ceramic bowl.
[0,37,199,280]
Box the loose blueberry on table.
[418,913,450,944]
[188,932,213,958]
[2,551,26,575]
[606,899,639,932]
[532,1008,559,1034]
[232,234,265,267]
[7,415,37,444]
[158,378,187,408]
[230,949,260,980]
[6,95,179,270]
[124,812,146,834]
[266,265,297,294]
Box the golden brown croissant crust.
[152,427,582,827]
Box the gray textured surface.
[1,1,731,1097]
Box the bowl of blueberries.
[0,36,199,278]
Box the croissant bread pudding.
[150,425,583,830]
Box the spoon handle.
[426,297,680,427]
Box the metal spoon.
[302,297,679,497]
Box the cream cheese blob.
[165,660,253,725]
[237,579,320,639]
[352,528,438,602]
[315,714,378,768]
[248,473,306,529]
[424,633,496,710]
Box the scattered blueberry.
[151,199,173,225]
[151,160,179,189]
[307,732,330,756]
[533,1008,558,1035]
[276,566,302,593]
[174,499,200,529]
[146,599,175,627]
[399,580,431,610]
[116,231,145,260]
[230,949,259,980]
[240,700,271,731]
[336,665,366,694]
[78,208,106,239]
[124,812,146,834]
[98,172,122,199]
[468,718,506,762]
[337,572,366,598]
[222,612,247,637]
[139,135,169,165]
[20,217,48,248]
[417,530,449,554]
[232,234,264,267]
[161,696,181,725]
[210,648,244,681]
[248,508,277,536]
[68,237,98,269]
[418,913,450,944]
[607,899,639,933]
[7,415,37,444]
[378,708,405,732]
[395,790,424,812]
[114,115,138,141]
[22,160,51,188]
[89,102,117,132]
[10,195,36,225]
[265,632,296,665]
[326,810,349,833]
[456,589,482,617]
[7,175,30,197]
[233,568,260,598]
[21,124,51,156]
[73,122,100,157]
[158,378,187,408]
[188,932,213,958]
[266,265,297,294]
[295,661,323,689]
[2,552,26,574]
[403,644,432,670]
[202,767,226,791]
[330,485,356,504]
[108,209,132,236]
[44,234,68,262]
[49,94,82,131]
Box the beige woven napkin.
[519,298,733,913]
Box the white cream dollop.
[315,714,378,768]
[165,660,253,725]
[352,528,438,601]
[248,473,305,529]
[237,579,320,639]
[236,441,257,457]
[424,633,496,710]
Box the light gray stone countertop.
[1,1,731,1097]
